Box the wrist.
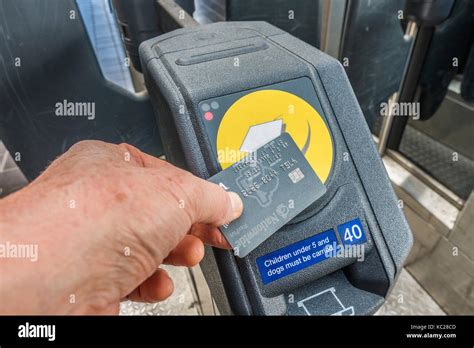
[0,189,44,313]
[0,185,91,314]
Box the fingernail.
[228,192,243,220]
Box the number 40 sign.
[336,218,367,246]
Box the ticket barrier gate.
[139,21,413,315]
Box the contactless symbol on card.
[208,133,327,258]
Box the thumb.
[123,145,243,226]
[184,176,243,226]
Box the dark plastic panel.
[0,0,162,180]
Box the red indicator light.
[204,111,213,121]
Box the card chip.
[289,168,304,184]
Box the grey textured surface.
[376,268,445,315]
[451,194,474,260]
[407,236,474,315]
[120,265,199,315]
[245,183,375,299]
[400,125,474,201]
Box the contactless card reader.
[140,22,413,315]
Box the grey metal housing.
[140,21,413,315]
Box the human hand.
[0,141,243,314]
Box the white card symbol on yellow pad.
[240,119,283,153]
[216,90,333,183]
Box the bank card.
[208,132,326,257]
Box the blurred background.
[0,0,473,315]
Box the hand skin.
[0,141,243,314]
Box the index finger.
[190,223,232,249]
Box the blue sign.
[256,229,338,284]
[336,218,366,246]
